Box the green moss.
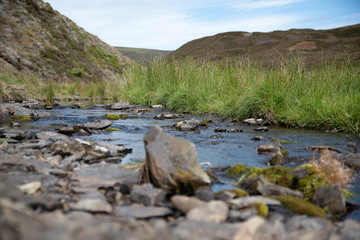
[251,202,269,217]
[0,138,8,144]
[246,166,295,188]
[200,119,211,127]
[226,164,248,178]
[280,147,289,156]
[119,114,128,119]
[215,189,249,198]
[271,139,290,144]
[106,127,121,131]
[275,195,326,218]
[70,69,83,77]
[6,115,33,122]
[105,114,120,120]
[297,165,330,199]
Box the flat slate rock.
[70,192,112,213]
[114,205,172,219]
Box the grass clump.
[6,115,32,122]
[275,195,326,218]
[120,58,360,133]
[105,114,120,120]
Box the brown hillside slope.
[0,0,132,82]
[170,24,360,65]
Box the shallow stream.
[15,104,360,219]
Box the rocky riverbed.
[0,100,360,240]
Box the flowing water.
[17,104,360,219]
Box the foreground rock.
[140,126,210,193]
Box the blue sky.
[45,0,360,50]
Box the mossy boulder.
[226,164,248,178]
[6,115,33,122]
[105,114,120,120]
[275,195,326,218]
[119,114,128,119]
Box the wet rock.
[346,142,357,153]
[210,134,223,139]
[243,118,263,125]
[251,136,265,141]
[150,104,164,109]
[0,128,26,140]
[108,101,131,110]
[77,119,112,130]
[140,126,210,193]
[254,126,268,132]
[228,209,257,222]
[154,113,179,120]
[52,138,85,157]
[311,184,346,215]
[6,104,51,118]
[10,122,21,128]
[171,195,205,214]
[130,184,165,206]
[214,127,227,132]
[241,176,304,198]
[173,220,241,240]
[18,181,42,194]
[343,153,360,169]
[186,200,228,223]
[229,196,281,210]
[257,142,281,154]
[70,191,112,213]
[35,131,70,142]
[194,188,215,201]
[175,119,200,131]
[114,205,172,219]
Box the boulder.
[175,119,200,131]
[343,153,360,169]
[77,120,112,130]
[241,176,304,198]
[130,184,165,206]
[108,102,131,110]
[171,195,205,214]
[311,184,346,215]
[186,200,228,223]
[140,126,210,193]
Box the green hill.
[114,47,172,62]
[0,0,132,82]
[169,24,360,65]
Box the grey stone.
[77,120,112,130]
[154,113,179,120]
[241,176,304,198]
[69,191,112,213]
[109,101,131,110]
[311,184,346,215]
[254,126,268,132]
[229,196,281,210]
[173,220,241,240]
[257,141,281,154]
[232,216,267,240]
[186,200,228,223]
[141,126,210,192]
[346,142,357,153]
[194,188,215,201]
[114,205,172,219]
[285,215,333,232]
[175,119,200,131]
[171,195,205,214]
[252,136,265,141]
[150,105,164,109]
[339,219,360,240]
[343,153,360,169]
[228,209,257,222]
[130,184,165,206]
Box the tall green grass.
[120,57,360,133]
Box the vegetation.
[120,57,360,133]
[105,114,120,120]
[214,189,249,198]
[6,115,33,122]
[275,195,326,218]
[115,47,172,63]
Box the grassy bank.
[120,58,360,133]
[0,72,124,103]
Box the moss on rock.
[251,202,269,217]
[275,195,326,218]
[215,189,249,198]
[105,114,120,120]
[119,114,128,119]
[226,164,248,178]
[7,115,33,122]
[106,127,121,131]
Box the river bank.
[0,100,359,240]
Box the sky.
[44,0,360,50]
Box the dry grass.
[309,150,354,188]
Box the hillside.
[115,47,172,63]
[0,0,132,82]
[169,24,360,65]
